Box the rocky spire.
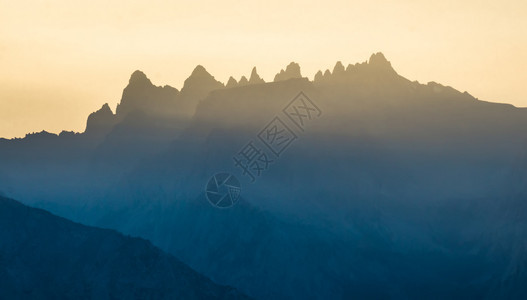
[226,76,238,88]
[248,67,265,85]
[179,65,224,103]
[238,76,249,87]
[115,70,156,117]
[314,70,324,82]
[128,70,152,87]
[368,52,396,74]
[333,61,345,75]
[114,70,181,119]
[85,103,116,136]
[274,62,302,82]
[181,65,224,92]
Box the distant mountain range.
[0,195,247,299]
[1,53,527,298]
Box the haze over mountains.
[1,53,527,298]
[0,196,246,299]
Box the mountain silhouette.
[179,65,224,106]
[226,76,238,88]
[248,67,265,85]
[85,103,116,137]
[0,195,247,299]
[237,76,249,86]
[115,70,180,119]
[1,53,527,298]
[274,62,302,82]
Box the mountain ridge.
[2,52,508,141]
[0,195,248,299]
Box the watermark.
[205,173,241,208]
[282,91,322,131]
[206,91,322,208]
[233,91,321,183]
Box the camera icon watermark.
[205,173,241,208]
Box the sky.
[1,0,526,138]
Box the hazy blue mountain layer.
[1,53,527,298]
[0,196,247,299]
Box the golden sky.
[1,0,526,138]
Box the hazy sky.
[1,0,526,138]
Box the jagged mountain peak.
[250,66,258,76]
[312,53,398,83]
[115,69,180,118]
[85,103,116,136]
[181,65,224,93]
[226,76,238,88]
[333,61,345,74]
[314,70,324,81]
[238,76,249,86]
[249,67,265,84]
[369,52,388,64]
[98,103,113,114]
[274,62,302,82]
[128,70,152,87]
[190,65,210,77]
[368,52,395,73]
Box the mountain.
[0,195,247,299]
[179,65,224,108]
[85,103,116,138]
[114,70,181,120]
[1,53,527,298]
[248,67,265,85]
[224,67,265,88]
[226,76,238,88]
[274,62,302,82]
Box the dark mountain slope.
[0,196,247,299]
